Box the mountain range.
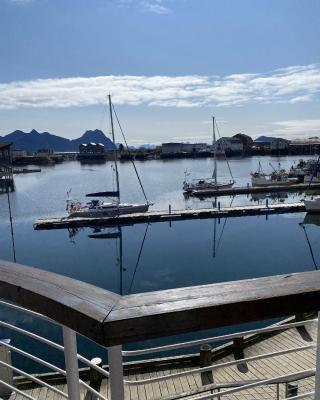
[0,129,115,152]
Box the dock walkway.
[9,321,317,399]
[189,182,320,197]
[34,202,306,230]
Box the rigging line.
[127,223,150,294]
[300,223,318,270]
[305,154,320,193]
[6,187,16,263]
[215,121,235,181]
[111,104,148,203]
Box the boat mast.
[212,116,217,186]
[108,94,120,202]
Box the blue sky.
[0,0,320,144]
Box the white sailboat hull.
[183,180,234,193]
[69,203,150,218]
[304,199,320,213]
[304,175,320,184]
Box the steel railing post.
[62,327,80,400]
[108,345,124,400]
[315,312,320,399]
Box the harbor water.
[0,155,319,371]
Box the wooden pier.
[189,182,320,197]
[34,202,306,230]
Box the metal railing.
[0,300,109,400]
[1,260,320,399]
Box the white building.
[162,142,208,154]
[270,138,289,151]
[12,149,27,159]
[214,137,243,153]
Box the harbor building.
[78,142,106,161]
[232,133,253,153]
[161,142,209,158]
[289,138,320,155]
[214,137,243,155]
[252,136,290,154]
[0,142,14,192]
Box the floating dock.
[34,202,306,230]
[13,168,41,174]
[189,182,320,197]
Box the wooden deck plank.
[8,324,319,400]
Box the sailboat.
[66,95,152,218]
[183,116,235,193]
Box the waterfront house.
[0,142,12,167]
[162,142,208,154]
[253,136,289,154]
[78,142,106,161]
[161,142,209,158]
[289,137,320,155]
[35,149,54,158]
[214,137,243,155]
[232,133,253,153]
[0,142,13,192]
[12,149,28,161]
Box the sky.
[0,0,319,144]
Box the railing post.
[62,327,80,400]
[108,345,124,400]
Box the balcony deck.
[8,319,317,400]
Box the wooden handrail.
[1,260,320,346]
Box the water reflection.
[300,213,320,270]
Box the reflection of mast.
[213,218,217,258]
[88,226,124,295]
[88,224,149,295]
[212,197,217,258]
[119,226,123,295]
[127,224,150,294]
[212,196,235,259]
[300,222,318,270]
[6,187,16,262]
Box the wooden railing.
[1,260,320,399]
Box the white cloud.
[269,119,320,138]
[116,0,171,14]
[1,63,320,110]
[172,135,212,141]
[7,0,34,3]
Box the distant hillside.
[0,129,115,152]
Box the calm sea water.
[0,155,319,371]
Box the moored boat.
[304,198,320,213]
[183,117,235,193]
[66,95,152,218]
[251,162,298,187]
